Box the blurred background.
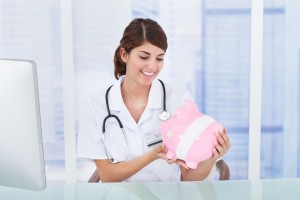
[0,0,299,182]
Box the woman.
[77,18,230,182]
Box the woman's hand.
[180,128,230,181]
[151,127,231,170]
[212,128,231,160]
[150,144,189,168]
[150,144,174,164]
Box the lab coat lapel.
[109,79,122,111]
[108,77,163,131]
[138,79,162,125]
[109,77,139,132]
[118,108,139,132]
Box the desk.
[1,179,300,200]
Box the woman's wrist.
[145,149,158,163]
[208,156,218,164]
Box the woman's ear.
[120,48,129,63]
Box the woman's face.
[121,42,165,87]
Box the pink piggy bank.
[159,99,224,169]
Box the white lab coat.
[77,76,214,182]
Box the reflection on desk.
[1,179,300,200]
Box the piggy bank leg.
[166,151,176,160]
[186,160,198,169]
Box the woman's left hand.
[212,128,231,160]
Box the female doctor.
[77,18,231,182]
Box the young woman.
[77,18,230,182]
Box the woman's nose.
[147,59,158,70]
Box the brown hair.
[114,18,168,80]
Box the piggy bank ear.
[184,99,200,114]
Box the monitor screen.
[0,59,46,190]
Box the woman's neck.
[121,78,151,100]
[121,78,151,123]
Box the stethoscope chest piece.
[159,111,171,121]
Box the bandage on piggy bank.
[159,99,224,169]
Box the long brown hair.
[114,18,168,80]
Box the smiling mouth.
[142,71,154,76]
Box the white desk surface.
[1,178,300,200]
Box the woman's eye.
[139,56,148,60]
[157,58,164,61]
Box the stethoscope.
[102,79,170,163]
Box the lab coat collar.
[108,76,124,111]
[137,78,162,125]
[108,76,163,129]
[109,76,162,111]
[109,76,138,132]
[147,78,162,110]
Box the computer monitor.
[0,59,46,190]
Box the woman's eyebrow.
[139,51,150,55]
[139,51,165,56]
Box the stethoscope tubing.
[158,79,167,113]
[102,79,169,163]
[103,79,168,134]
[102,85,124,133]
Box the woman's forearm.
[95,150,158,182]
